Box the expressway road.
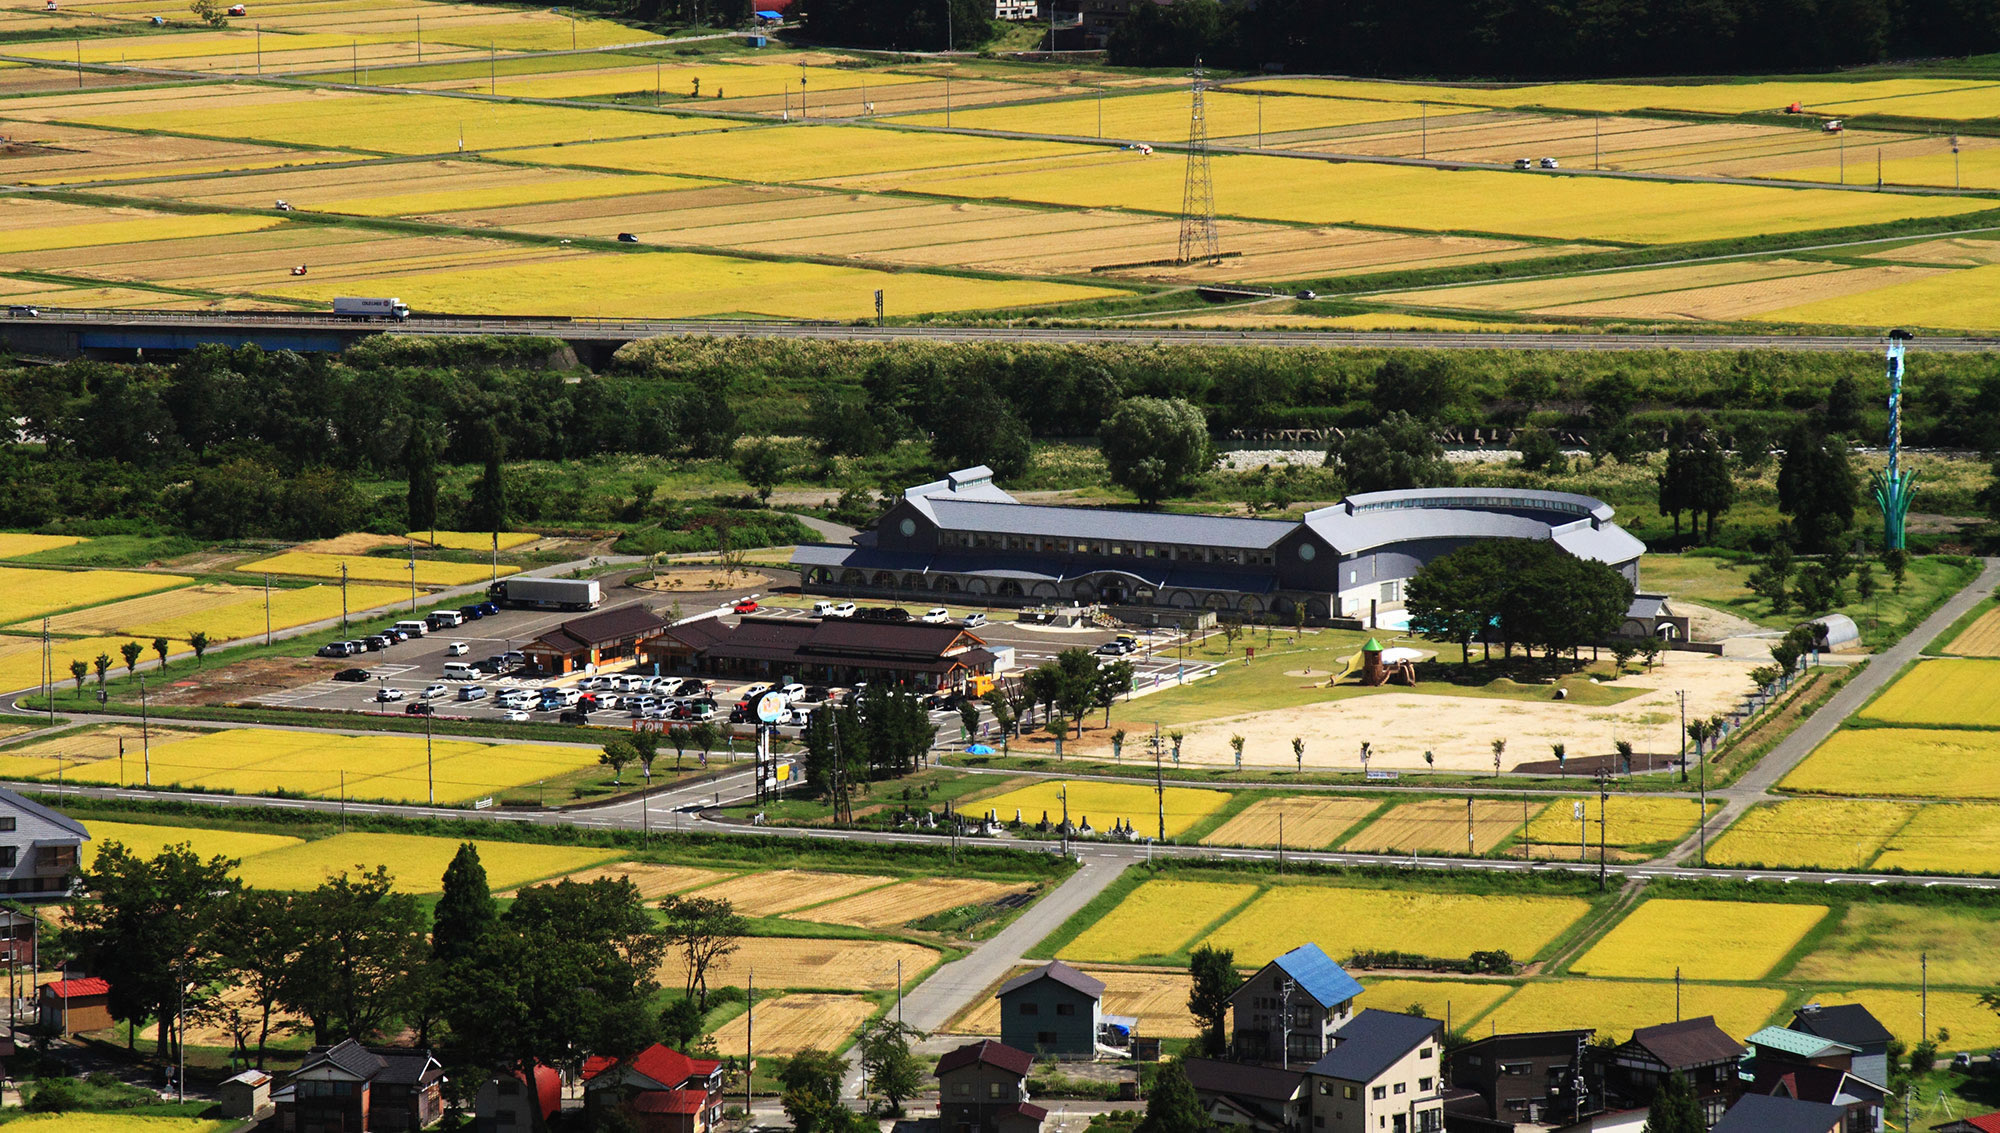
[12,308,2000,351]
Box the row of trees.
[62,839,749,1097]
[1109,0,2000,76]
[1406,539,1636,663]
[797,685,941,816]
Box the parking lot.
[258,579,1203,736]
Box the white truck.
[487,577,600,611]
[332,296,410,321]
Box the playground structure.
[1339,638,1422,687]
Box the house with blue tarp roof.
[1229,943,1365,1065]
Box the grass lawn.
[1640,552,1979,646]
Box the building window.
[954,1084,970,1097]
[1418,1078,1432,1092]
[1394,1082,1406,1095]
[1037,1031,1057,1046]
[1343,1086,1357,1101]
[1419,1047,1433,1059]
[1018,1003,1038,1016]
[1056,1003,1075,1017]
[988,1084,1004,1099]
[0,818,14,832]
[1372,1086,1386,1101]
[1501,1062,1532,1077]
[1381,580,1402,603]
[1417,1110,1442,1133]
[0,847,15,868]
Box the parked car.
[578,676,609,691]
[558,708,592,724]
[444,641,470,656]
[476,601,499,616]
[777,683,807,703]
[678,702,719,722]
[458,605,484,621]
[474,658,502,675]
[404,702,434,716]
[502,651,524,667]
[504,709,531,722]
[334,668,371,682]
[961,613,987,628]
[358,637,385,652]
[857,606,909,623]
[802,685,829,705]
[921,607,951,623]
[375,687,405,702]
[457,686,489,702]
[732,598,759,613]
[783,706,812,726]
[317,643,354,658]
[1514,157,1534,169]
[829,602,856,618]
[596,693,622,711]
[1539,156,1560,169]
[421,683,448,700]
[381,628,409,643]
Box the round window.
[1298,542,1317,561]
[898,518,917,537]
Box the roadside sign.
[755,691,787,725]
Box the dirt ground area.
[634,568,770,593]
[150,654,348,706]
[1171,653,1757,772]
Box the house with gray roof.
[1229,943,1365,1065]
[793,469,1653,628]
[1302,1009,1446,1133]
[998,962,1105,1059]
[0,787,88,900]
[1790,1002,1893,1088]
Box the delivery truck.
[487,577,600,611]
[332,296,410,321]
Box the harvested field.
[1339,798,1525,855]
[434,57,929,101]
[672,936,940,992]
[894,89,1467,141]
[1539,265,1948,322]
[950,967,1198,1037]
[14,581,406,644]
[1946,608,2000,655]
[1788,902,2000,987]
[80,818,304,868]
[0,633,193,695]
[1708,799,1916,871]
[1872,804,2000,875]
[969,779,1228,839]
[1570,898,1828,981]
[796,877,1035,929]
[297,533,414,555]
[1753,262,2000,331]
[234,831,613,892]
[1860,660,2000,726]
[1383,259,1837,314]
[115,158,707,217]
[238,551,514,586]
[1782,728,2000,800]
[413,530,541,551]
[511,126,1088,183]
[0,121,351,186]
[0,564,188,623]
[501,861,736,899]
[0,723,208,769]
[711,993,876,1057]
[1204,884,1591,963]
[1200,796,1381,849]
[0,534,82,557]
[1479,979,1785,1044]
[1059,880,1259,963]
[687,869,895,917]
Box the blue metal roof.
[1272,943,1363,1008]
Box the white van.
[394,620,428,638]
[443,641,469,657]
[442,662,479,681]
[812,600,839,616]
[427,610,465,630]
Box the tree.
[93,652,110,689]
[689,719,722,767]
[468,422,508,535]
[1642,1072,1705,1133]
[1552,742,1567,776]
[431,842,495,966]
[660,996,706,1050]
[151,637,170,669]
[958,699,980,744]
[1187,945,1235,1058]
[1137,1059,1208,1133]
[734,439,785,504]
[62,841,242,1063]
[780,1048,859,1133]
[1097,659,1134,726]
[282,867,428,1044]
[858,1019,926,1115]
[658,892,745,1007]
[189,630,209,667]
[1611,642,1637,674]
[1328,411,1450,494]
[1406,541,1502,665]
[1409,539,1631,662]
[68,659,87,693]
[405,419,441,537]
[984,688,1015,741]
[1100,397,1213,505]
[928,383,1031,481]
[225,891,301,1068]
[119,640,142,676]
[1777,424,1858,554]
[1826,372,1864,435]
[631,728,661,781]
[189,0,229,25]
[600,737,637,784]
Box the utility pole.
[745,969,754,1119]
[1420,100,1426,158]
[264,573,272,645]
[408,542,418,612]
[1921,952,1928,1039]
[138,675,151,786]
[425,709,435,806]
[1698,736,1708,866]
[339,562,349,634]
[1279,977,1294,1070]
[1060,784,1070,859]
[1677,689,1687,782]
[1595,769,1609,890]
[1466,796,1474,857]
[41,619,51,725]
[1154,721,1165,845]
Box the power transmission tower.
[1178,59,1219,266]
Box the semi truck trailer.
[332,296,410,321]
[487,577,600,611]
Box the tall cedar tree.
[405,419,440,536]
[282,867,428,1044]
[1188,945,1236,1058]
[62,843,242,1060]
[468,422,507,535]
[1776,424,1858,554]
[225,891,302,1069]
[432,842,495,965]
[1138,1059,1210,1133]
[1642,1073,1705,1133]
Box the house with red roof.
[37,976,111,1034]
[582,1044,725,1133]
[475,1064,562,1132]
[937,1039,1046,1133]
[1932,1115,2000,1133]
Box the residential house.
[276,1040,444,1133]
[1449,1029,1596,1127]
[0,787,88,899]
[1303,1009,1446,1133]
[38,976,111,1034]
[474,1065,561,1132]
[1710,1094,1844,1133]
[1933,1115,2000,1132]
[1181,1056,1306,1132]
[581,1043,725,1133]
[1746,1026,1884,1133]
[936,1039,1046,1133]
[1546,1109,1649,1133]
[1791,1003,1895,1088]
[1229,943,1364,1065]
[998,962,1104,1058]
[1599,1016,1743,1127]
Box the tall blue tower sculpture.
[1871,328,1917,551]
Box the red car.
[732,598,759,613]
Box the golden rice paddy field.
[1782,728,2000,800]
[1199,796,1382,849]
[12,581,406,644]
[1858,660,2000,726]
[1752,262,2000,330]
[1520,796,1707,850]
[1945,607,2000,655]
[1234,76,2000,119]
[233,831,614,892]
[513,125,1087,183]
[1380,258,1861,317]
[0,632,189,693]
[1569,898,1828,981]
[1708,799,1918,871]
[0,533,82,557]
[894,88,1465,142]
[1202,883,1592,963]
[411,529,540,551]
[1476,979,1787,1044]
[969,779,1229,839]
[80,819,306,867]
[0,565,186,624]
[0,724,602,804]
[1059,880,1260,964]
[1338,798,1525,854]
[1870,804,2000,875]
[710,993,877,1057]
[237,550,513,586]
[418,54,932,102]
[1814,989,2000,1047]
[0,1116,235,1133]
